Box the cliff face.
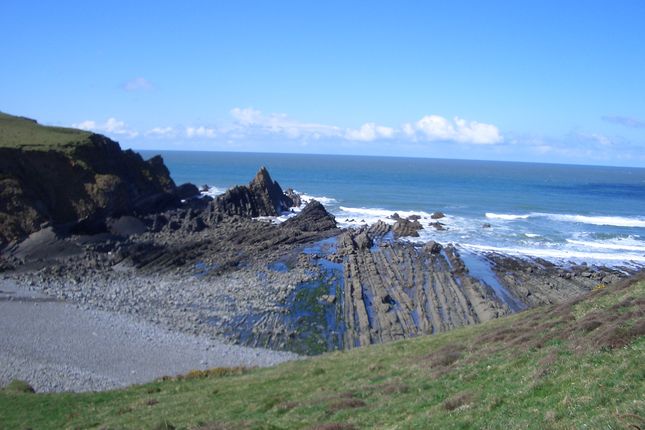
[0,117,177,245]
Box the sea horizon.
[134,147,645,170]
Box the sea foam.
[460,243,645,264]
[486,212,645,228]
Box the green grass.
[0,112,92,151]
[1,279,643,430]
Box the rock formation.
[282,200,337,232]
[392,217,424,238]
[0,115,179,245]
[213,167,295,217]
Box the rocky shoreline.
[2,168,638,355]
[1,162,642,392]
[2,114,642,393]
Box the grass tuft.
[2,380,35,394]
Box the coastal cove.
[0,115,643,429]
[0,113,641,395]
[3,2,645,426]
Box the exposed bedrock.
[213,167,296,217]
[392,217,424,238]
[486,254,633,306]
[282,200,337,232]
[335,230,511,349]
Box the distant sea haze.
[140,151,645,267]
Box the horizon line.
[131,147,645,170]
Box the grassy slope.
[1,280,643,430]
[0,112,91,151]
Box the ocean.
[140,150,645,267]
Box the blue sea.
[140,151,645,267]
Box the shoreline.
[0,278,298,393]
[0,222,639,392]
[1,166,642,393]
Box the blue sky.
[1,1,644,166]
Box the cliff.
[0,113,177,245]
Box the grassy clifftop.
[0,112,92,152]
[0,112,176,245]
[1,277,643,429]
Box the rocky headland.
[0,112,641,391]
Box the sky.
[1,1,645,166]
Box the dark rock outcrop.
[214,167,295,217]
[282,200,337,232]
[174,183,200,200]
[392,217,424,238]
[285,188,302,208]
[0,130,177,245]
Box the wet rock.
[392,218,423,238]
[320,294,336,304]
[482,223,492,228]
[424,240,442,254]
[431,211,445,219]
[429,222,445,231]
[282,201,337,232]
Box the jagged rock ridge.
[213,166,296,217]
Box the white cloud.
[186,126,217,139]
[71,110,504,146]
[122,77,153,92]
[73,120,96,130]
[345,122,395,141]
[145,127,177,138]
[72,118,139,138]
[577,133,613,146]
[403,115,502,144]
[230,107,342,140]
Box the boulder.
[431,211,445,219]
